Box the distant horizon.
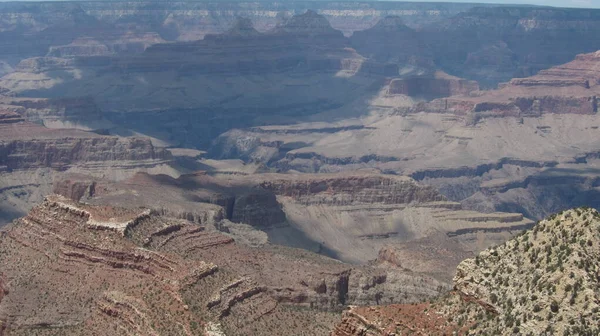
[0,0,598,9]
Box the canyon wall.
[75,171,533,281]
[0,110,175,226]
[0,195,447,335]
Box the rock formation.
[331,207,600,335]
[54,171,533,282]
[350,16,433,69]
[0,195,446,335]
[0,109,174,226]
[425,6,600,86]
[416,50,600,118]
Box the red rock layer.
[0,195,445,335]
[416,50,600,118]
[0,119,171,171]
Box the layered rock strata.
[0,112,174,226]
[331,207,600,335]
[58,171,533,281]
[0,195,446,335]
[416,50,600,118]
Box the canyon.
[331,207,600,335]
[0,195,446,335]
[212,48,600,220]
[0,1,599,335]
[0,108,174,225]
[51,171,532,279]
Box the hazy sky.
[0,0,599,9]
[398,0,600,8]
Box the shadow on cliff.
[5,12,396,152]
[0,203,25,227]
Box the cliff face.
[0,137,169,171]
[0,119,170,170]
[0,195,446,335]
[426,7,600,87]
[417,49,600,118]
[331,207,600,335]
[0,112,175,226]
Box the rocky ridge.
[56,171,533,281]
[0,109,174,226]
[416,50,600,119]
[0,195,446,335]
[331,207,600,335]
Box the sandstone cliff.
[64,171,533,282]
[0,195,446,335]
[0,113,174,226]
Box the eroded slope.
[332,207,600,335]
[0,195,447,335]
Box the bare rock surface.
[331,207,600,335]
[0,195,446,335]
[55,171,533,282]
[0,110,175,226]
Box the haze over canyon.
[0,1,599,335]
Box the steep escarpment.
[331,207,600,335]
[259,174,444,205]
[0,195,446,335]
[0,115,171,172]
[0,114,174,226]
[426,7,600,86]
[53,171,533,282]
[417,50,600,119]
